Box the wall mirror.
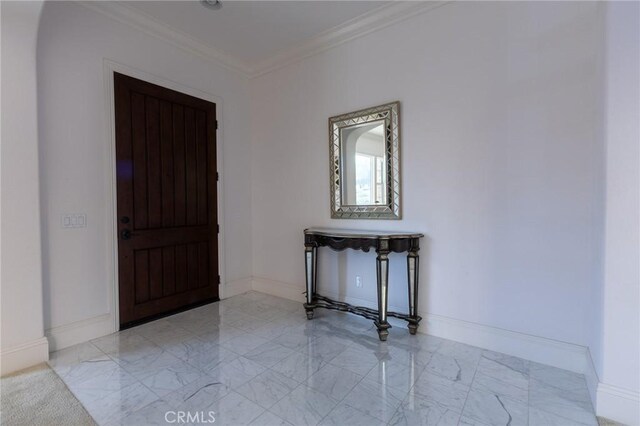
[329,101,401,219]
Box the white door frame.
[102,59,227,332]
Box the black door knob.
[121,229,132,240]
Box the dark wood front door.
[114,72,219,328]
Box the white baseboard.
[421,312,591,374]
[46,313,114,352]
[250,277,595,380]
[223,277,253,299]
[252,277,306,302]
[583,350,600,414]
[43,278,253,353]
[597,383,640,426]
[0,337,49,376]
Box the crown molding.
[250,1,451,78]
[77,1,451,79]
[77,1,255,76]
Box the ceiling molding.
[77,1,451,79]
[249,1,451,78]
[77,1,255,76]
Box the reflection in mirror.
[340,121,386,205]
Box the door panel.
[114,72,218,328]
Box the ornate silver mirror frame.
[329,101,401,219]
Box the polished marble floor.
[49,291,597,426]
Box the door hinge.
[217,275,221,284]
[215,120,218,130]
[217,224,220,233]
[216,172,219,181]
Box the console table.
[303,228,424,341]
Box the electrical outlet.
[356,275,363,288]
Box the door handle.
[121,229,132,240]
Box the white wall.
[0,1,50,375]
[36,2,252,347]
[250,1,605,349]
[598,2,640,424]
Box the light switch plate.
[62,213,87,228]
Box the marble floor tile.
[305,364,363,401]
[529,377,597,425]
[529,407,597,426]
[365,360,424,393]
[371,343,435,369]
[106,399,176,426]
[270,350,328,383]
[90,330,147,354]
[393,330,445,353]
[49,291,598,426]
[458,415,491,426]
[225,356,268,377]
[272,327,319,350]
[247,322,292,340]
[461,388,528,426]
[423,352,477,386]
[66,363,138,404]
[48,341,106,364]
[482,350,529,375]
[164,306,218,328]
[163,375,231,411]
[119,350,185,380]
[476,353,529,387]
[156,333,218,361]
[298,335,348,363]
[328,347,379,376]
[227,313,273,334]
[319,402,385,426]
[244,341,296,368]
[471,370,528,405]
[181,344,239,372]
[48,341,110,379]
[81,381,159,425]
[436,341,483,365]
[269,385,338,426]
[261,297,304,313]
[58,357,121,388]
[195,323,247,343]
[341,378,406,423]
[250,410,294,426]
[137,358,202,397]
[134,319,189,343]
[243,301,292,322]
[471,352,529,404]
[207,390,266,426]
[218,297,253,310]
[204,361,259,389]
[104,336,166,366]
[236,370,299,409]
[411,371,470,413]
[221,333,271,355]
[389,393,461,426]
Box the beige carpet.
[0,363,95,425]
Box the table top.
[304,227,424,239]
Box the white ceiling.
[123,1,384,66]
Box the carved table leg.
[374,241,391,341]
[407,249,420,335]
[303,245,317,319]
